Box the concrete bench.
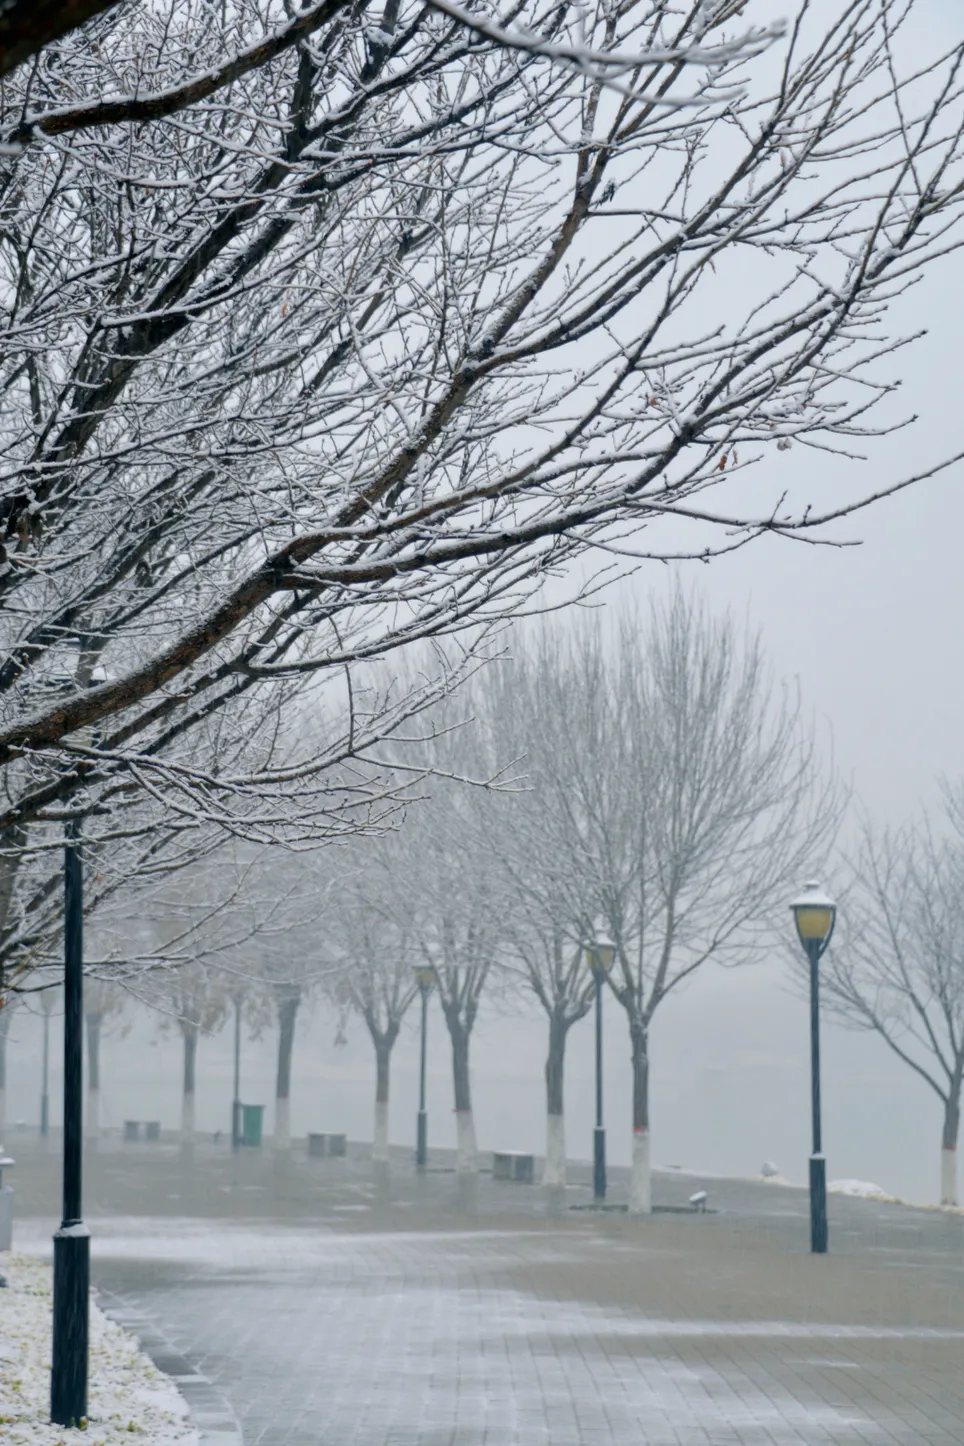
[144,1121,161,1142]
[308,1133,347,1158]
[492,1151,534,1183]
[123,1120,141,1142]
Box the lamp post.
[790,880,837,1256]
[414,967,435,1168]
[51,692,104,1430]
[51,814,88,1427]
[231,993,243,1149]
[585,932,616,1200]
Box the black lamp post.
[585,932,616,1200]
[51,814,89,1427]
[231,993,243,1149]
[414,967,435,1168]
[790,880,837,1256]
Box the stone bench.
[307,1133,347,1158]
[492,1151,534,1183]
[124,1121,161,1142]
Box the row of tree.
[6,591,964,1208]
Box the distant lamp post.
[585,932,616,1200]
[791,881,837,1256]
[414,967,435,1168]
[231,993,244,1149]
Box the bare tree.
[821,807,964,1206]
[402,750,507,1175]
[234,850,331,1151]
[327,841,420,1160]
[0,0,959,990]
[468,660,598,1186]
[476,593,836,1210]
[83,974,126,1142]
[162,963,231,1147]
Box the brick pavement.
[10,1138,964,1445]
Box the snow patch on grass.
[0,1253,198,1445]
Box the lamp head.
[584,933,617,976]
[791,881,836,954]
[413,966,436,992]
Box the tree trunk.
[543,1011,568,1187]
[274,989,300,1151]
[181,1026,198,1145]
[942,1092,960,1206]
[0,1026,6,1143]
[373,1041,391,1162]
[629,1019,651,1215]
[86,1010,102,1143]
[449,1020,477,1174]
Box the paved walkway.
[10,1138,964,1444]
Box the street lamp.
[413,967,435,1168]
[51,708,101,1429]
[51,809,88,1426]
[790,880,836,1256]
[231,992,244,1149]
[585,932,616,1200]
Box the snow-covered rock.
[828,1178,891,1199]
[0,1253,198,1445]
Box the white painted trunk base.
[274,1096,291,1151]
[87,1087,100,1141]
[542,1112,566,1187]
[629,1127,652,1215]
[373,1099,390,1161]
[456,1109,478,1174]
[180,1090,195,1145]
[941,1146,957,1206]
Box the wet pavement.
[9,1135,964,1444]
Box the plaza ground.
[8,1135,964,1444]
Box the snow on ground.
[0,1253,198,1446]
[828,1178,891,1199]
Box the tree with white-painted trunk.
[468,656,600,1187]
[393,777,498,1176]
[328,841,420,1162]
[820,808,964,1208]
[83,977,126,1145]
[475,594,835,1212]
[611,594,837,1213]
[433,803,502,1175]
[162,964,230,1147]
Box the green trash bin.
[241,1104,264,1147]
